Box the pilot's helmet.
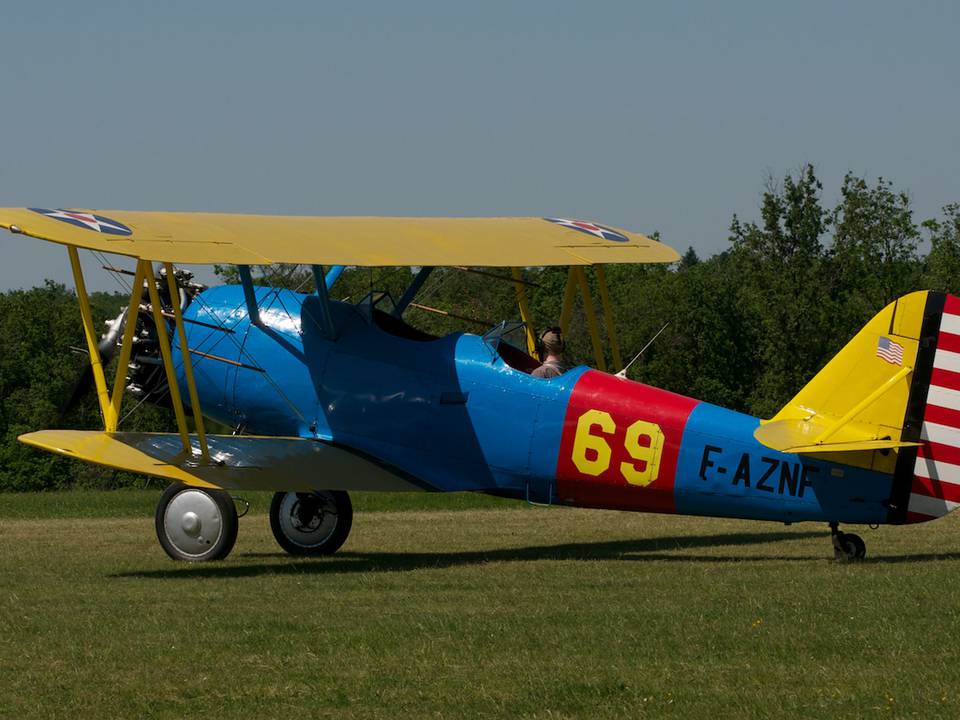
[539,327,565,356]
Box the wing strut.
[143,262,210,460]
[67,247,114,428]
[559,267,577,335]
[310,265,338,339]
[237,265,261,325]
[532,265,622,373]
[511,268,538,357]
[107,260,147,431]
[324,265,345,289]
[595,266,623,370]
[393,266,433,318]
[68,252,148,432]
[65,253,209,461]
[575,267,607,372]
[162,262,210,460]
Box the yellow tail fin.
[757,290,960,523]
[755,291,933,453]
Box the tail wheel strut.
[830,521,866,561]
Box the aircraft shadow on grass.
[110,528,917,580]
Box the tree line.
[2,164,958,491]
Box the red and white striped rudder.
[905,293,960,522]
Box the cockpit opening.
[359,287,563,377]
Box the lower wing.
[18,431,431,492]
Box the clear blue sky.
[1,0,957,290]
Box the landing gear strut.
[830,522,866,561]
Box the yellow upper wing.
[0,209,679,266]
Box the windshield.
[482,320,529,354]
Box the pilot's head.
[538,327,565,359]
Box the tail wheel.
[840,532,867,560]
[830,523,867,561]
[155,483,238,562]
[269,490,353,556]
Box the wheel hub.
[181,511,201,537]
[279,492,338,548]
[293,497,325,532]
[163,489,223,557]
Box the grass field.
[2,491,960,719]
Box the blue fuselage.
[172,285,895,525]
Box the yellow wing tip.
[18,430,74,454]
[17,430,219,489]
[662,244,682,263]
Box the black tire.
[269,490,353,556]
[155,483,238,562]
[842,532,867,560]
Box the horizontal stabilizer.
[18,430,430,493]
[754,419,921,454]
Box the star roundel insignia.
[543,217,630,242]
[29,208,133,237]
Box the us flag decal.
[876,336,904,365]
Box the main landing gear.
[269,490,353,556]
[829,522,866,561]
[155,484,354,562]
[155,483,239,561]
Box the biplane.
[2,208,959,562]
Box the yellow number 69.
[571,410,665,486]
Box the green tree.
[923,204,960,293]
[0,283,178,491]
[828,173,920,337]
[728,164,832,416]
